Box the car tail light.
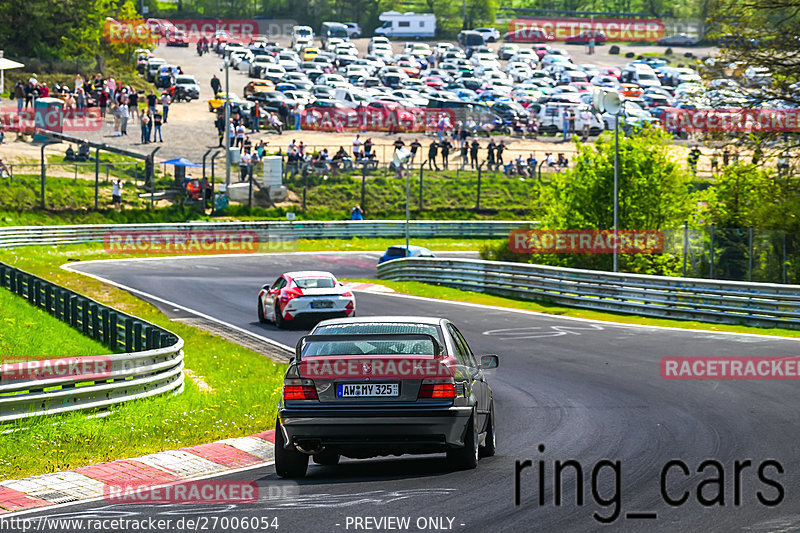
[283,379,318,400]
[418,380,456,399]
[341,291,353,298]
[280,287,303,302]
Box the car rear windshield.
[295,276,336,288]
[386,247,408,257]
[307,323,444,355]
[302,338,438,357]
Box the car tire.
[258,300,267,323]
[447,409,479,470]
[479,403,496,458]
[274,418,309,478]
[312,449,340,466]
[274,302,285,329]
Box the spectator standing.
[111,179,123,211]
[146,90,157,114]
[688,147,701,175]
[211,75,221,95]
[152,110,163,142]
[352,134,362,160]
[440,139,451,169]
[14,82,24,114]
[98,91,108,118]
[460,140,468,168]
[140,112,151,144]
[235,122,246,147]
[129,90,139,119]
[562,109,570,141]
[362,138,372,159]
[350,205,364,220]
[243,135,252,154]
[250,104,260,133]
[580,108,591,141]
[496,141,506,168]
[487,140,496,170]
[119,102,129,135]
[470,139,480,169]
[240,150,252,181]
[160,92,171,123]
[410,138,421,163]
[427,140,439,170]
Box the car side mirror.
[479,355,499,369]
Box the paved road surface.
[22,252,800,533]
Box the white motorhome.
[375,11,436,39]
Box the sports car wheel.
[258,300,267,323]
[274,302,285,329]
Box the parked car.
[564,30,607,45]
[344,22,362,39]
[173,75,200,99]
[243,79,276,97]
[474,27,500,43]
[657,33,699,47]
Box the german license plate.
[337,383,399,397]
[311,300,334,309]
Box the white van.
[531,102,605,135]
[334,88,370,107]
[375,11,436,39]
[291,26,314,48]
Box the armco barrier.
[0,262,184,423]
[0,220,528,248]
[377,258,800,330]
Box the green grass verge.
[0,288,109,362]
[0,246,285,481]
[343,278,800,339]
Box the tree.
[481,126,696,275]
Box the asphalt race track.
[25,252,800,532]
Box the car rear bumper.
[278,405,473,451]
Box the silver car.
[274,316,499,478]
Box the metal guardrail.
[377,258,800,330]
[0,220,525,248]
[0,262,184,423]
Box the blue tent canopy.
[161,157,203,167]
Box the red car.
[571,81,592,93]
[257,271,355,328]
[533,44,551,59]
[422,76,444,89]
[396,60,420,78]
[564,30,607,45]
[600,67,621,79]
[504,28,554,43]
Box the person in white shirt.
[119,103,129,135]
[269,112,283,134]
[235,123,246,147]
[239,151,252,181]
[160,92,171,123]
[580,109,592,141]
[111,179,123,210]
[352,134,362,160]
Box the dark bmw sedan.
[274,316,499,478]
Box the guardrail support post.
[125,318,134,352]
[101,308,110,344]
[109,313,118,350]
[133,321,143,352]
[91,304,100,339]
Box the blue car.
[378,245,436,264]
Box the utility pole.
[462,0,467,29]
[223,61,231,187]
